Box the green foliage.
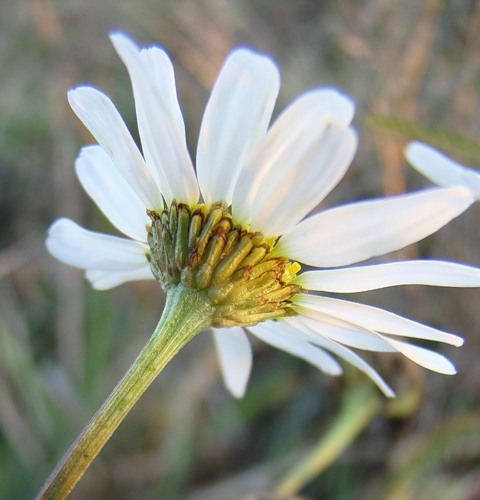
[369,116,480,165]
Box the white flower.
[47,33,480,399]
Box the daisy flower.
[47,33,480,401]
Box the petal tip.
[227,384,247,399]
[109,31,137,52]
[404,140,425,158]
[67,86,100,110]
[454,336,465,347]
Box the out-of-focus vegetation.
[1,1,479,498]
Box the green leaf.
[368,116,480,164]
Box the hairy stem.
[37,285,214,499]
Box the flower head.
[47,33,480,398]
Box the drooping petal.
[46,218,150,272]
[295,315,456,374]
[75,145,150,241]
[197,49,280,207]
[297,260,480,293]
[276,186,474,267]
[296,314,396,352]
[68,87,163,211]
[233,89,356,235]
[381,336,457,374]
[406,142,480,199]
[284,317,395,397]
[86,267,155,290]
[212,327,253,398]
[294,294,463,346]
[110,33,199,206]
[248,321,343,376]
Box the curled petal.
[406,141,480,199]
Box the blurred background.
[1,0,480,498]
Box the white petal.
[248,321,343,376]
[86,266,155,290]
[110,33,199,206]
[284,317,395,397]
[212,327,253,398]
[293,315,456,374]
[296,314,396,352]
[294,294,463,346]
[233,89,356,235]
[197,49,280,207]
[276,186,474,267]
[298,260,480,293]
[68,87,163,211]
[383,337,457,374]
[46,218,150,272]
[75,145,150,241]
[139,45,186,138]
[406,142,480,199]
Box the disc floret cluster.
[147,201,303,327]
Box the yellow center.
[147,201,303,327]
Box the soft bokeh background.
[1,1,480,498]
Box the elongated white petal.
[276,186,474,267]
[298,260,480,293]
[233,89,355,235]
[248,321,343,376]
[197,49,280,207]
[110,33,199,206]
[68,87,163,211]
[75,145,150,241]
[212,327,253,398]
[251,127,357,236]
[293,315,455,373]
[86,266,155,290]
[46,218,150,272]
[285,317,395,397]
[294,294,463,346]
[297,314,396,352]
[406,142,480,199]
[383,336,457,374]
[139,45,186,138]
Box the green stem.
[36,285,214,500]
[276,385,382,496]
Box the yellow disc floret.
[147,201,304,327]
